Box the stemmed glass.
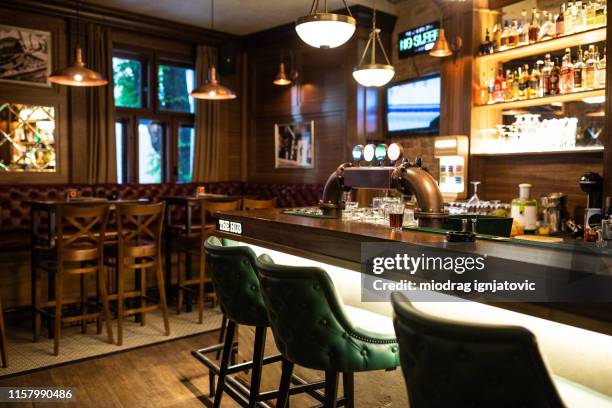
[467,181,481,209]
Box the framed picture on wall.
[275,120,315,169]
[0,24,52,87]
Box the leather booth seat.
[0,182,323,250]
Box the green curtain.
[84,24,116,183]
[192,45,224,182]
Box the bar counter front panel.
[213,209,612,398]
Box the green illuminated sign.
[398,22,440,59]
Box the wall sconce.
[429,23,463,58]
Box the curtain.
[192,45,224,182]
[84,24,116,183]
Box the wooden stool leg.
[156,256,170,336]
[53,273,63,356]
[0,298,8,368]
[117,259,125,346]
[276,359,294,408]
[98,262,114,345]
[176,251,183,315]
[248,327,266,408]
[33,264,41,342]
[324,371,340,408]
[212,320,236,408]
[80,273,87,334]
[343,372,355,408]
[198,248,205,324]
[140,262,146,326]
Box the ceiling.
[84,0,399,35]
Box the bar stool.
[33,205,114,355]
[176,199,241,323]
[242,198,277,210]
[113,202,169,346]
[256,257,400,408]
[390,292,612,407]
[0,297,7,367]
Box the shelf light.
[583,95,606,104]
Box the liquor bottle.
[556,4,565,37]
[542,54,553,95]
[585,45,596,88]
[550,57,562,95]
[598,47,607,87]
[480,29,491,55]
[587,1,597,26]
[574,45,586,90]
[529,66,541,98]
[509,20,520,47]
[596,0,606,25]
[500,21,510,50]
[574,1,586,31]
[519,10,529,45]
[528,9,540,43]
[512,69,520,100]
[540,11,556,40]
[494,69,505,103]
[488,68,495,104]
[561,48,575,94]
[519,65,529,100]
[566,1,576,33]
[505,69,514,101]
[492,23,501,52]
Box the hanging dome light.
[49,1,107,87]
[191,66,236,100]
[296,0,356,49]
[49,47,108,86]
[352,0,394,87]
[273,61,292,86]
[191,0,236,100]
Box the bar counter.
[211,208,612,399]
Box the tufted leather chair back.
[256,258,399,373]
[204,237,269,327]
[391,292,565,408]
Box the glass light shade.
[352,64,395,87]
[273,62,292,86]
[48,47,108,87]
[295,13,356,49]
[191,66,236,100]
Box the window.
[158,65,195,113]
[0,103,56,173]
[177,125,195,183]
[113,57,143,109]
[112,48,195,184]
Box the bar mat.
[281,208,337,219]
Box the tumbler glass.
[387,203,405,231]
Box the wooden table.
[27,198,148,336]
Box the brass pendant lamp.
[296,0,356,49]
[48,0,108,86]
[273,52,292,86]
[352,0,395,87]
[191,0,236,100]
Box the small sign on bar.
[217,219,243,235]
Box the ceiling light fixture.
[273,53,292,86]
[296,0,356,49]
[48,1,108,87]
[191,0,236,100]
[352,0,394,87]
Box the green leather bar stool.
[256,257,400,408]
[391,292,612,408]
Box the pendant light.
[273,52,292,86]
[48,1,108,87]
[352,0,394,87]
[191,0,236,100]
[296,0,356,49]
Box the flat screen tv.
[386,74,441,136]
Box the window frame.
[113,46,195,184]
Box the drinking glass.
[467,181,481,208]
[387,203,405,231]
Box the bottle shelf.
[471,146,604,157]
[474,88,605,110]
[476,26,606,64]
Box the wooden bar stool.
[114,202,169,346]
[0,297,7,368]
[242,198,277,210]
[176,199,241,323]
[33,205,114,356]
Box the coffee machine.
[579,172,603,228]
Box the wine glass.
[467,181,481,209]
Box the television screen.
[386,74,441,135]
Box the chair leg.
[33,264,41,343]
[216,315,227,360]
[80,273,87,334]
[198,249,205,324]
[53,274,63,356]
[276,358,294,408]
[342,372,355,408]
[0,297,8,368]
[213,320,236,408]
[176,251,183,315]
[156,256,170,336]
[324,371,339,408]
[140,263,147,326]
[98,262,114,345]
[117,259,125,346]
[248,327,267,408]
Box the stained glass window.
[0,103,56,172]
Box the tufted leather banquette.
[0,182,323,249]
